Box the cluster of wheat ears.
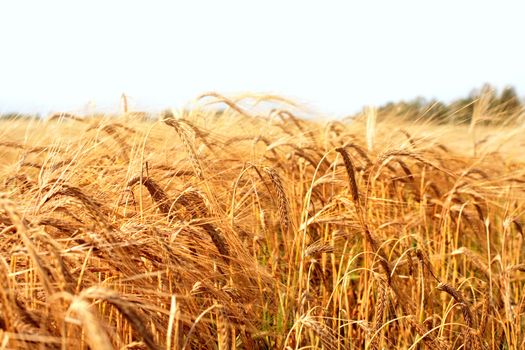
[0,93,524,349]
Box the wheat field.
[0,94,524,349]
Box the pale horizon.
[1,1,524,117]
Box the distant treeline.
[372,84,523,124]
[0,112,41,120]
[2,84,523,124]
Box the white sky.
[0,1,524,117]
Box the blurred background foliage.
[2,84,523,124]
[371,84,523,124]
